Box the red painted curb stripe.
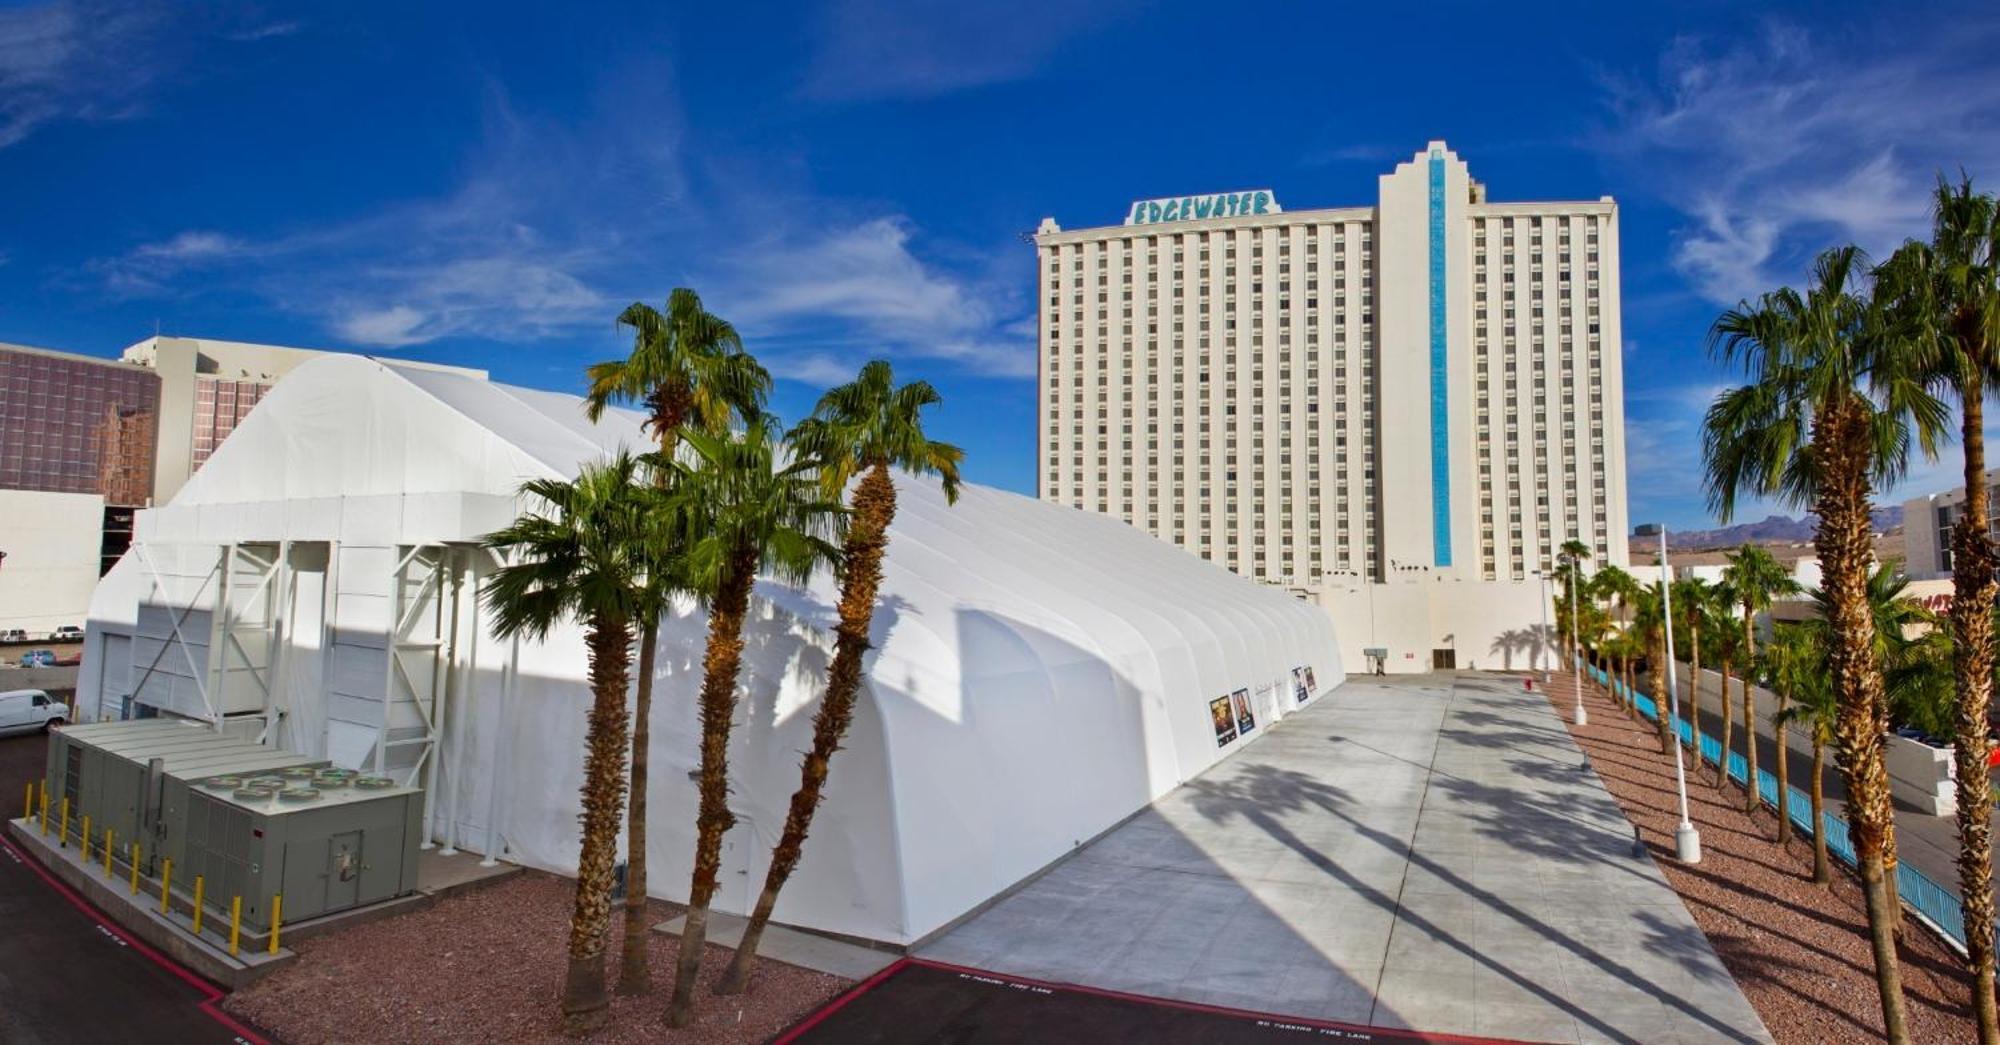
[775,953,1526,1045]
[1,833,271,1045]
[770,957,913,1043]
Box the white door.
[0,695,26,732]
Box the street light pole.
[1641,522,1701,864]
[1570,565,1586,727]
[1536,572,1551,683]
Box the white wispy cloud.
[85,69,1032,375]
[226,21,300,42]
[1598,18,2000,304]
[719,217,1032,378]
[800,0,1128,101]
[0,1,167,148]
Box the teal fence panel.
[1571,655,1974,951]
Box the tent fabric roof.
[91,353,1343,944]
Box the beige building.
[1902,466,2000,582]
[1035,142,1630,671]
[0,336,484,638]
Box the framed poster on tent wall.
[1254,681,1278,724]
[1231,688,1255,736]
[1292,666,1309,705]
[1210,696,1238,747]
[1305,666,1318,697]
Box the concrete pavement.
[919,672,1771,1044]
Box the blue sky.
[4,1,1999,530]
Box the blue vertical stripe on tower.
[1427,149,1451,567]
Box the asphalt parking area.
[777,958,1520,1044]
[0,732,269,1045]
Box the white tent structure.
[78,354,1341,946]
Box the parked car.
[53,653,81,667]
[0,689,67,736]
[16,649,57,668]
[50,626,83,642]
[0,629,27,644]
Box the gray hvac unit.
[45,719,422,930]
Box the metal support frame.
[207,542,289,737]
[130,545,221,725]
[376,545,446,782]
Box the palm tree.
[1703,245,1948,1043]
[1595,565,1643,713]
[583,288,770,993]
[483,454,658,1034]
[1722,545,1801,816]
[1594,565,1641,630]
[1770,621,1835,886]
[662,420,843,1028]
[1704,596,1741,792]
[1602,630,1642,715]
[1554,539,1591,675]
[1633,581,1674,754]
[1881,177,2000,1042]
[1574,601,1611,679]
[717,361,964,995]
[1672,576,1712,759]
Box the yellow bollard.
[21,781,30,820]
[102,829,113,876]
[80,815,91,862]
[159,858,173,915]
[192,876,205,935]
[229,896,242,957]
[268,894,283,954]
[38,790,48,836]
[58,798,68,847]
[129,842,140,896]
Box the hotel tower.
[1034,141,1629,589]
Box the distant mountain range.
[1659,506,1904,551]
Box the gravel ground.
[1545,666,1980,1044]
[225,870,850,1044]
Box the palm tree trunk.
[562,615,634,1035]
[1686,625,1702,758]
[718,464,896,995]
[1717,654,1734,789]
[666,545,759,1028]
[1950,377,2000,1045]
[1811,739,1830,885]
[616,619,658,995]
[1743,608,1761,817]
[1775,688,1793,846]
[1816,399,1909,1043]
[618,395,686,997]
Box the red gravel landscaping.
[225,870,850,1044]
[1545,666,1980,1044]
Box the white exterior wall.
[1035,141,1628,589]
[0,489,104,636]
[1317,577,1550,675]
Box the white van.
[0,689,68,737]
